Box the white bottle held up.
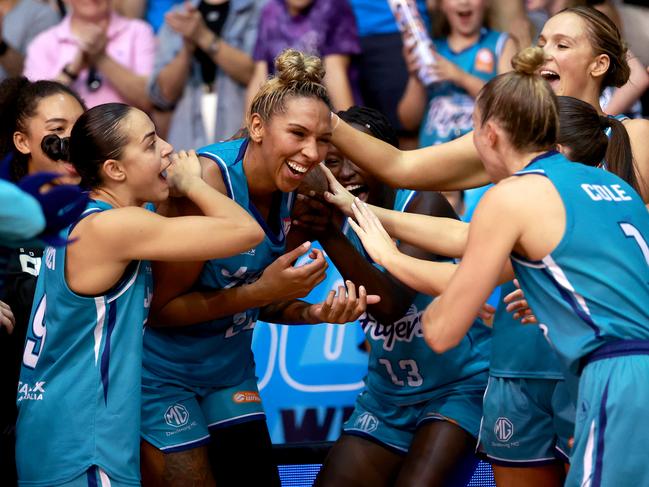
[387,0,438,86]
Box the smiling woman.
[140,49,376,487]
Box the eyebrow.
[141,131,156,143]
[45,118,68,124]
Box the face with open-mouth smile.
[252,96,332,193]
[441,0,487,38]
[536,12,605,98]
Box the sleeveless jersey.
[510,152,649,374]
[142,138,293,387]
[419,29,508,147]
[346,189,491,405]
[15,200,153,486]
[489,279,564,379]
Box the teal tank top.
[142,138,293,387]
[16,200,153,486]
[510,152,649,374]
[347,189,490,405]
[419,29,508,147]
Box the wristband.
[331,112,341,132]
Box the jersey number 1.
[620,223,649,266]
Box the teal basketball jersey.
[15,200,153,486]
[419,29,508,147]
[347,189,490,405]
[510,151,649,374]
[142,138,293,387]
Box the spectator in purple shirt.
[246,0,361,111]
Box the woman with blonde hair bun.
[139,49,378,486]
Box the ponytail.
[601,115,641,194]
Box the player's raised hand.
[347,197,398,267]
[305,280,380,324]
[166,150,203,196]
[254,242,328,301]
[321,162,355,216]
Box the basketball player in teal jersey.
[417,48,649,486]
[322,93,637,487]
[289,106,491,486]
[15,103,264,487]
[139,50,377,487]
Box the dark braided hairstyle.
[0,77,86,181]
[337,106,399,148]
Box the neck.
[242,143,278,201]
[71,13,110,33]
[90,187,142,209]
[499,146,549,181]
[447,30,480,50]
[580,88,605,115]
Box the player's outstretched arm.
[331,119,489,190]
[422,185,518,353]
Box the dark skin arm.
[292,189,459,325]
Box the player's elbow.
[423,316,460,353]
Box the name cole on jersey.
[360,304,424,351]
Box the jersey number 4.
[23,296,46,369]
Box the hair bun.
[511,47,546,76]
[274,49,325,85]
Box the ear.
[102,159,126,183]
[589,53,610,82]
[484,120,499,148]
[13,131,31,156]
[248,113,265,144]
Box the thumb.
[278,241,312,266]
[366,295,381,305]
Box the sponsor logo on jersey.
[232,390,262,404]
[360,305,423,351]
[354,412,379,433]
[164,404,190,428]
[423,95,474,140]
[16,381,46,402]
[474,48,495,73]
[241,248,256,256]
[494,417,514,442]
[221,267,263,289]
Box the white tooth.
[287,161,307,173]
[345,184,362,191]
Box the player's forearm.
[259,299,313,324]
[95,54,153,111]
[149,283,272,327]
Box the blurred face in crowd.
[536,12,601,97]
[13,93,85,185]
[324,124,382,205]
[440,0,487,37]
[68,0,112,22]
[111,108,174,204]
[285,0,315,16]
[251,96,331,193]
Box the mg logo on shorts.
[354,412,379,433]
[494,417,514,442]
[164,404,189,428]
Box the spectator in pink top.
[24,0,155,111]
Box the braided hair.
[337,106,399,148]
